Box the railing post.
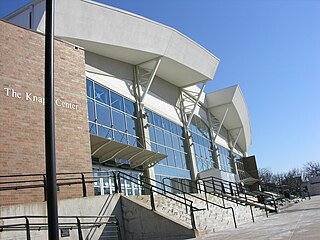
[272,196,278,213]
[117,173,122,193]
[211,177,215,192]
[113,172,119,193]
[221,182,225,194]
[230,208,237,229]
[25,217,31,240]
[264,204,269,218]
[76,217,83,240]
[190,203,196,230]
[197,181,202,193]
[183,192,188,213]
[162,181,166,194]
[43,174,47,201]
[229,182,234,196]
[81,173,87,197]
[150,187,155,211]
[236,183,240,196]
[250,205,255,223]
[203,181,209,210]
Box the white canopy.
[206,85,252,152]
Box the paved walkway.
[195,195,320,240]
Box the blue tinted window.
[153,113,162,128]
[179,138,185,151]
[172,135,180,149]
[89,122,96,135]
[96,103,111,127]
[170,122,178,135]
[175,152,183,169]
[162,118,171,131]
[177,126,183,137]
[164,132,173,148]
[181,153,187,169]
[87,99,95,122]
[157,145,167,165]
[146,108,189,174]
[124,99,136,116]
[95,84,109,105]
[128,136,138,147]
[98,126,112,139]
[151,142,157,152]
[126,115,136,136]
[86,79,94,98]
[167,148,176,167]
[155,127,164,145]
[114,131,126,144]
[110,92,124,111]
[145,109,153,124]
[149,126,156,142]
[112,110,126,132]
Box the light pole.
[45,0,59,239]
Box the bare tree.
[258,168,274,185]
[303,161,320,180]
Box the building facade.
[1,0,254,205]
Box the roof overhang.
[90,135,166,169]
[42,0,219,87]
[206,85,252,152]
[241,177,259,185]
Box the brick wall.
[0,20,93,205]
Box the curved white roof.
[206,85,252,152]
[49,0,219,87]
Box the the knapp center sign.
[4,87,79,111]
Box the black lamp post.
[45,0,59,239]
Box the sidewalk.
[194,195,320,240]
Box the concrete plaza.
[195,195,320,240]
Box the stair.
[127,192,268,234]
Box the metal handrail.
[0,172,105,201]
[199,178,273,217]
[0,215,121,240]
[160,177,239,228]
[115,171,200,230]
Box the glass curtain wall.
[86,78,140,147]
[144,108,191,192]
[217,145,236,173]
[190,116,218,172]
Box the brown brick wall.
[0,20,93,205]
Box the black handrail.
[140,174,238,228]
[115,171,201,230]
[0,215,121,240]
[159,177,239,228]
[199,178,273,217]
[199,175,278,212]
[0,171,114,201]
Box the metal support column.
[44,0,59,239]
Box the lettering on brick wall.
[4,87,79,111]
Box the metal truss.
[228,127,243,151]
[180,81,207,128]
[135,57,162,104]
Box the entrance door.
[93,166,142,196]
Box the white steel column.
[133,58,163,182]
[179,88,198,182]
[186,82,206,128]
[136,57,162,104]
[207,112,221,170]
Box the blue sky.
[1,0,319,173]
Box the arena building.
[0,1,264,239]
